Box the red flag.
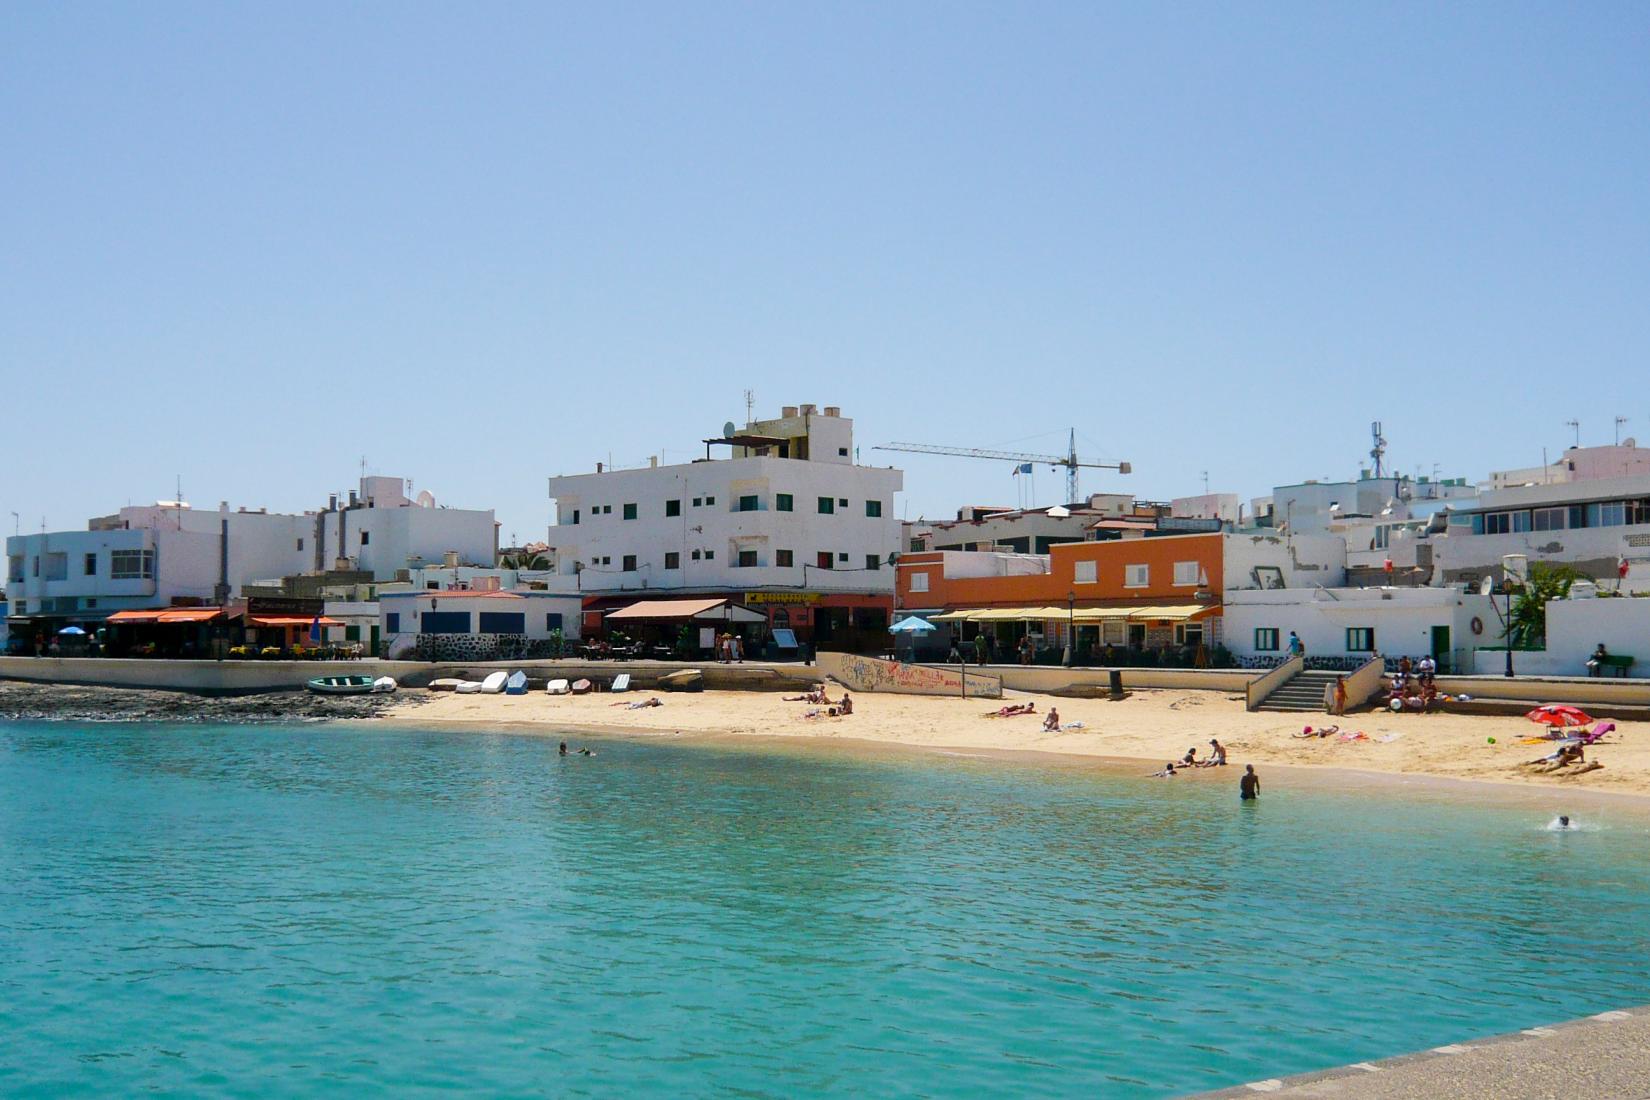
[1621,558,1631,579]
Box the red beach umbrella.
[1525,704,1593,728]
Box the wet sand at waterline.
[393,686,1650,798]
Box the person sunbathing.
[786,685,832,704]
[985,702,1036,718]
[1524,743,1585,770]
[1042,708,1061,732]
[626,697,663,710]
[1294,724,1339,739]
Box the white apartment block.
[547,404,903,644]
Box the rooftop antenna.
[1616,416,1629,446]
[743,389,755,427]
[1369,422,1387,479]
[360,455,369,480]
[1566,419,1580,447]
[1201,470,1210,494]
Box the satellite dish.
[1478,577,1494,596]
[723,421,738,438]
[416,490,436,508]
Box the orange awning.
[247,615,344,627]
[106,608,225,624]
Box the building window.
[838,447,848,456]
[6,556,21,583]
[910,571,930,593]
[386,613,401,633]
[571,510,580,525]
[776,549,793,567]
[84,598,97,609]
[865,500,882,518]
[623,503,637,521]
[1174,622,1204,646]
[738,550,758,568]
[692,550,701,561]
[1074,560,1098,584]
[84,553,97,576]
[1173,561,1201,586]
[600,556,611,565]
[296,538,305,552]
[837,552,848,562]
[838,498,848,508]
[1346,627,1375,652]
[14,601,24,614]
[865,554,880,570]
[1124,563,1149,588]
[604,505,613,514]
[360,530,370,546]
[704,496,716,506]
[776,493,793,512]
[1531,508,1565,532]
[817,497,835,515]
[110,550,155,580]
[479,611,527,634]
[909,538,926,553]
[666,499,681,517]
[1255,628,1279,652]
[421,611,471,633]
[693,497,703,507]
[622,554,637,571]
[816,552,834,569]
[546,612,563,631]
[703,549,715,561]
[664,552,680,570]
[738,494,759,512]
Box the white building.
[547,403,903,649]
[380,589,583,660]
[318,476,496,579]
[1484,441,1650,490]
[5,475,497,649]
[1465,595,1650,677]
[1224,585,1496,672]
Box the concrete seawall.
[1191,1004,1650,1098]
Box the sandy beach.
[393,684,1650,799]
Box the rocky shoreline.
[0,682,427,724]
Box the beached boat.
[660,669,704,693]
[546,678,570,695]
[306,675,377,696]
[504,671,528,695]
[371,676,398,694]
[479,671,509,695]
[570,678,593,695]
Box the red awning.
[106,608,225,624]
[247,615,344,627]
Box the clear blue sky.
[4,3,1647,542]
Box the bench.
[1589,654,1635,678]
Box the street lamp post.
[1503,586,1516,678]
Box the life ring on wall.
[1470,616,1484,636]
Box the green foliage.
[1506,563,1582,648]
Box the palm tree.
[1506,563,1581,648]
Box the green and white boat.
[306,675,377,696]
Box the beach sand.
[392,685,1650,799]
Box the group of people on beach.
[786,683,854,719]
[1384,655,1439,713]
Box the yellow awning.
[1070,606,1133,623]
[1124,603,1218,622]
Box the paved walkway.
[1192,1006,1650,1099]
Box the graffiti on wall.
[819,652,1002,699]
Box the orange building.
[896,533,1225,661]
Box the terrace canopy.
[605,598,765,624]
[105,608,226,624]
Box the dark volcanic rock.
[0,682,429,724]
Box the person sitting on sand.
[1201,739,1227,767]
[1042,707,1061,732]
[1178,746,1199,767]
[838,694,853,716]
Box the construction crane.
[874,429,1130,505]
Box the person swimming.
[1559,814,1571,829]
[558,741,568,756]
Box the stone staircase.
[1255,669,1340,713]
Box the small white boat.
[454,680,483,694]
[371,676,398,694]
[504,671,528,695]
[479,671,508,695]
[307,675,376,696]
[428,678,463,692]
[546,678,570,695]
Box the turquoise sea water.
[2,721,1648,1097]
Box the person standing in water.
[1240,765,1260,801]
[558,741,568,757]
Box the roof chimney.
[782,405,798,418]
[443,550,460,568]
[649,456,658,468]
[824,406,840,417]
[799,403,817,416]
[596,461,604,473]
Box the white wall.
[380,591,583,651]
[1507,597,1650,677]
[548,455,903,595]
[1224,586,1495,665]
[321,505,497,578]
[1222,532,1346,592]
